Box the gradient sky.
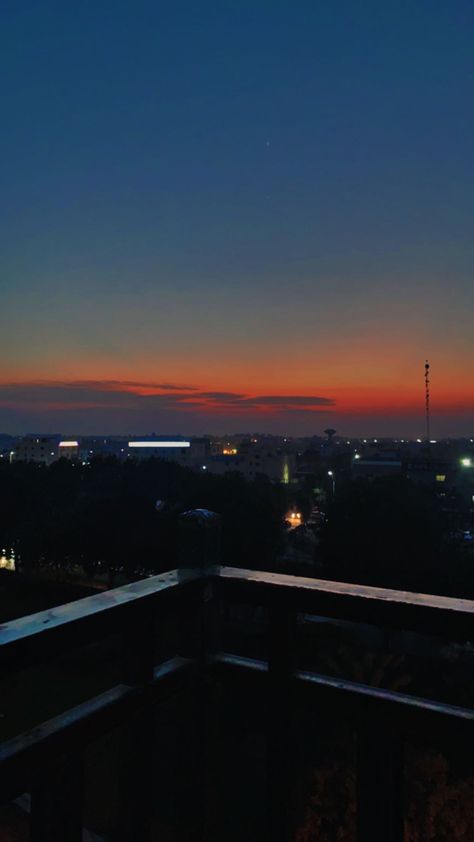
[1,0,473,436]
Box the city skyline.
[2,2,473,436]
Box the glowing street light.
[327,470,335,495]
[460,458,472,468]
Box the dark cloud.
[0,380,334,408]
[198,392,246,401]
[0,380,334,432]
[19,379,198,393]
[186,392,335,410]
[241,395,333,407]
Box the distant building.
[406,460,451,486]
[127,438,210,469]
[205,448,295,483]
[407,458,474,503]
[57,440,79,460]
[78,437,128,461]
[14,436,58,465]
[352,458,402,480]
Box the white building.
[127,438,209,469]
[14,437,58,465]
[57,440,80,460]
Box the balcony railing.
[1,561,474,841]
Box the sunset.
[1,4,474,840]
[1,370,473,436]
[2,2,473,436]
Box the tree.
[318,476,471,597]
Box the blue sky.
[1,1,473,435]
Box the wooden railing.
[1,563,474,841]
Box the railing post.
[357,726,404,842]
[30,751,83,842]
[267,596,296,842]
[116,603,156,842]
[178,509,221,842]
[178,507,221,575]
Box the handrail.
[3,565,474,658]
[218,567,474,613]
[216,566,474,637]
[0,657,193,803]
[211,652,474,735]
[0,568,202,669]
[1,565,474,841]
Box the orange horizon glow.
[0,376,473,419]
[1,343,473,436]
[2,335,473,413]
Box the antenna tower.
[424,360,430,442]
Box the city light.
[0,550,15,572]
[59,441,79,447]
[460,458,472,468]
[128,441,190,448]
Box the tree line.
[1,456,472,598]
[0,457,287,579]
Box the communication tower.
[424,360,430,442]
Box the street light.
[461,458,472,468]
[327,470,335,495]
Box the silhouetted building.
[14,436,58,465]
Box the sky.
[1,0,473,437]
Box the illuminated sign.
[59,441,79,447]
[128,441,190,448]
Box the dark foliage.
[319,476,473,598]
[0,457,287,578]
